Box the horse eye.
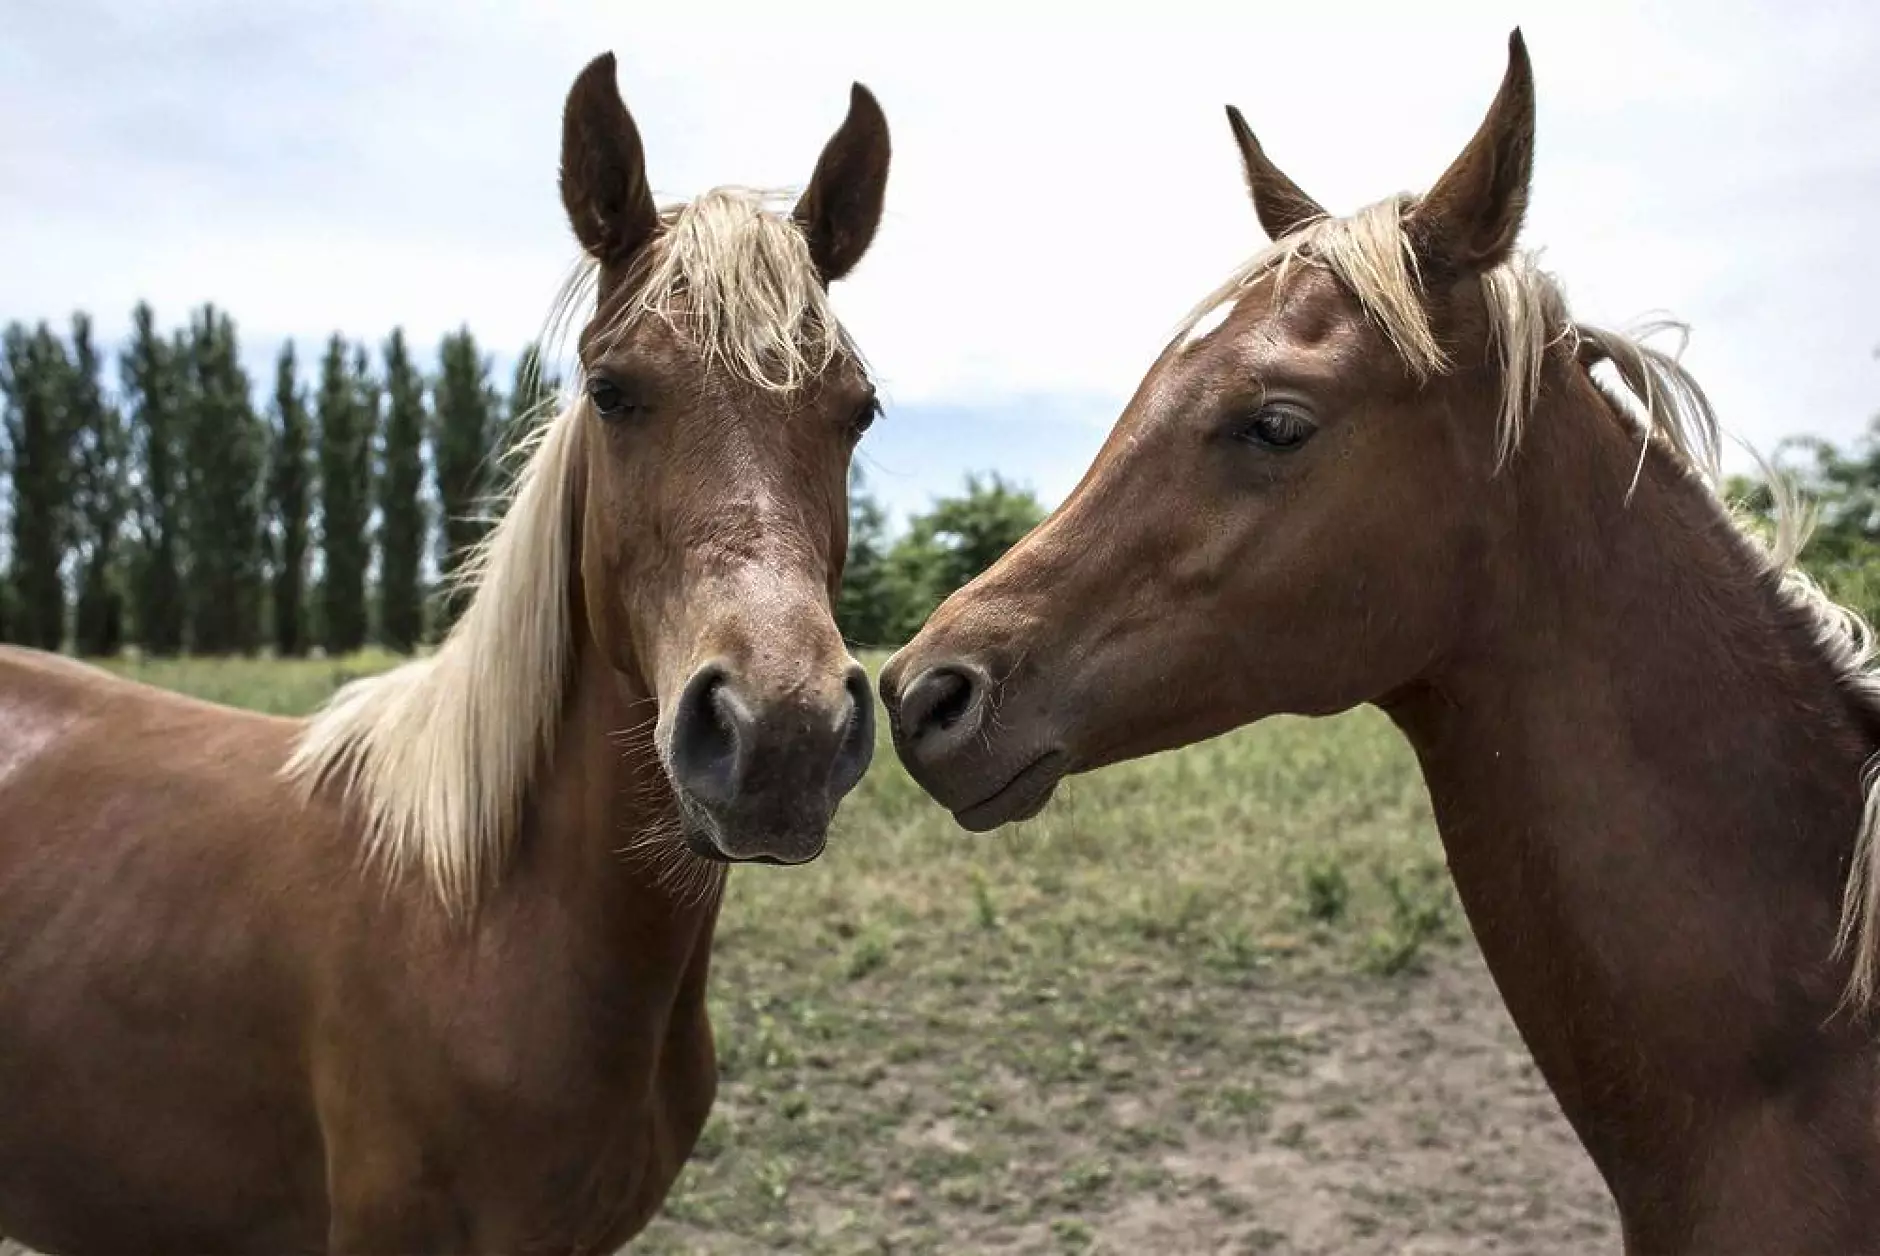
[587,377,637,420]
[1237,403,1316,453]
[849,395,882,439]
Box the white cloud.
[4,0,1879,492]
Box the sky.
[5,0,1879,525]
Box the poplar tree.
[68,314,126,655]
[377,329,427,652]
[317,335,371,653]
[123,303,186,654]
[181,305,265,654]
[267,343,312,656]
[0,323,75,650]
[432,328,497,628]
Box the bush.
[838,470,1046,649]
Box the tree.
[0,322,75,650]
[836,464,898,648]
[67,314,126,655]
[181,305,265,654]
[432,328,498,628]
[1731,404,1880,628]
[267,342,312,656]
[317,335,371,654]
[884,473,1047,642]
[377,329,427,652]
[352,344,385,644]
[123,303,186,655]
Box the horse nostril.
[831,664,877,799]
[896,662,987,750]
[669,664,751,806]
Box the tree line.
[0,306,555,657]
[0,306,1047,658]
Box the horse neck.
[503,620,725,982]
[1383,364,1878,1165]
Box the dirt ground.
[1073,948,1617,1255]
[662,934,1623,1254]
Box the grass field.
[92,653,1616,1254]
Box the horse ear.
[559,52,659,267]
[793,84,891,284]
[1225,106,1327,241]
[1406,29,1536,276]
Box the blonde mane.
[1181,195,1880,1014]
[284,188,846,912]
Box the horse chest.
[459,1002,718,1251]
[318,955,719,1253]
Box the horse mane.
[284,187,847,913]
[1180,195,1880,1015]
[548,186,855,394]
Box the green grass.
[103,648,410,716]
[108,650,1463,1253]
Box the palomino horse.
[0,53,888,1254]
[884,31,1880,1253]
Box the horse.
[881,30,1880,1253]
[0,52,889,1254]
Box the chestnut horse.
[884,31,1880,1254]
[0,53,888,1254]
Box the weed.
[1300,856,1351,924]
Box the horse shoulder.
[0,645,361,983]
